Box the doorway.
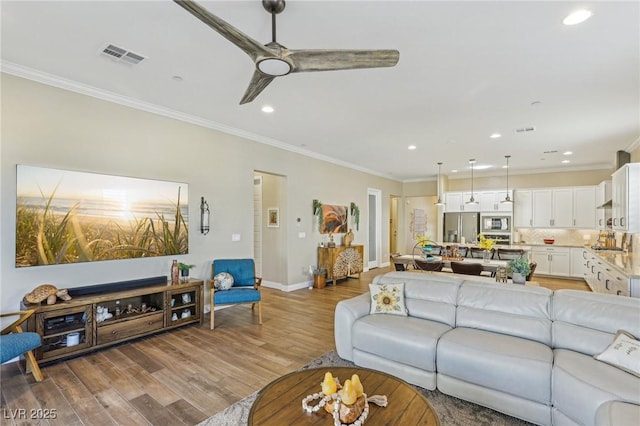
[368,188,382,269]
[390,196,399,255]
[253,171,287,285]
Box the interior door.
[368,188,382,269]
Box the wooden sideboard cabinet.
[23,280,203,365]
[318,245,364,283]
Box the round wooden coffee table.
[248,366,440,425]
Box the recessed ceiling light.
[451,170,458,173]
[563,9,592,26]
[490,133,502,139]
[531,101,542,106]
[563,151,573,156]
[408,145,417,150]
[474,164,492,170]
[261,105,274,113]
[562,160,571,164]
[502,165,509,169]
[171,75,183,82]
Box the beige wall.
[631,144,640,162]
[0,74,402,312]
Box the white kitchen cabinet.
[611,163,640,232]
[514,190,533,227]
[570,248,587,279]
[445,192,480,212]
[479,191,513,212]
[445,192,463,212]
[572,186,596,228]
[518,186,595,229]
[532,190,553,227]
[584,251,629,296]
[596,180,612,229]
[531,246,571,277]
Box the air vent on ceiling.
[99,44,146,65]
[515,126,536,133]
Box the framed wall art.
[267,208,279,228]
[15,165,189,267]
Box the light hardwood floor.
[1,268,589,425]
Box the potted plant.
[506,257,531,284]
[178,262,195,282]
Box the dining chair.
[450,261,484,276]
[211,258,262,330]
[390,253,406,271]
[496,248,525,260]
[0,310,44,381]
[527,262,538,281]
[414,259,444,272]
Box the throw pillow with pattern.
[369,282,408,316]
[594,330,640,377]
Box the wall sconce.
[200,197,210,235]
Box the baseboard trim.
[262,280,311,292]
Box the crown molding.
[626,136,640,153]
[1,61,402,183]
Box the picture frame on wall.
[267,208,279,228]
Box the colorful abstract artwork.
[320,204,348,234]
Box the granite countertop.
[586,248,640,278]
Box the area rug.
[198,350,534,426]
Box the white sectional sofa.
[334,271,640,426]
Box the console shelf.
[23,279,204,365]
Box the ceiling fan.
[174,0,400,104]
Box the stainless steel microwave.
[481,216,511,232]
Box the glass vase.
[483,250,491,263]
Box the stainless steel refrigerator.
[443,212,479,244]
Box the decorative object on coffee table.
[249,367,439,425]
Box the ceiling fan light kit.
[174,0,399,104]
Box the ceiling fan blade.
[174,0,274,62]
[240,71,276,104]
[285,49,400,73]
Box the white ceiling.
[2,1,639,181]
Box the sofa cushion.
[352,314,451,372]
[552,290,640,356]
[552,349,640,426]
[373,271,462,327]
[594,330,640,377]
[368,282,407,316]
[456,281,553,345]
[595,401,640,426]
[437,327,553,404]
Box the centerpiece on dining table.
[477,234,496,263]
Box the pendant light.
[501,155,513,203]
[434,162,445,205]
[465,159,479,204]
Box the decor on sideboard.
[16,165,188,267]
[350,202,360,231]
[23,284,72,305]
[178,262,195,282]
[343,229,354,247]
[200,196,210,235]
[507,257,531,284]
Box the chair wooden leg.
[258,302,262,325]
[210,305,215,330]
[25,350,43,382]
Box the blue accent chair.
[1,310,44,381]
[211,259,262,330]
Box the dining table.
[392,254,509,273]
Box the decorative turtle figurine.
[24,284,72,305]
